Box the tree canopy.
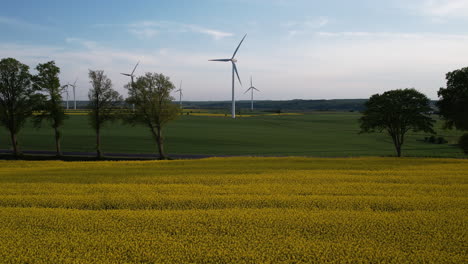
[359,88,435,157]
[88,70,122,158]
[32,61,66,156]
[437,67,468,131]
[0,58,38,157]
[125,72,180,159]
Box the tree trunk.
[54,127,62,157]
[396,145,402,157]
[96,127,102,159]
[390,132,402,157]
[156,126,166,160]
[9,131,20,158]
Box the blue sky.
[1,0,468,100]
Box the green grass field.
[0,157,466,263]
[0,112,465,157]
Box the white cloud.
[126,20,233,40]
[186,25,233,40]
[398,0,468,21]
[0,16,50,31]
[65,38,98,49]
[420,0,468,17]
[284,16,329,37]
[128,28,159,39]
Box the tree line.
[1,57,467,158]
[0,58,179,159]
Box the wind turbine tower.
[209,34,247,119]
[62,84,70,110]
[244,76,260,111]
[68,79,78,110]
[175,80,183,108]
[121,61,140,111]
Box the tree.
[125,72,179,159]
[359,88,435,157]
[32,61,67,157]
[88,70,122,158]
[0,58,37,157]
[437,67,468,131]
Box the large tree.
[0,58,37,157]
[88,70,122,158]
[125,72,179,159]
[359,88,435,157]
[32,61,67,157]
[437,67,468,131]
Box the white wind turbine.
[61,84,70,110]
[175,80,183,108]
[121,61,139,111]
[244,76,260,111]
[68,79,78,110]
[209,34,247,119]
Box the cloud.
[65,38,98,49]
[186,25,233,40]
[316,31,468,40]
[128,28,159,38]
[126,20,233,40]
[397,0,468,21]
[420,0,468,17]
[284,17,329,37]
[0,16,50,31]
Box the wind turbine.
[61,84,70,110]
[209,34,247,119]
[244,76,260,111]
[175,80,183,108]
[121,61,139,111]
[68,79,78,110]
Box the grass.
[0,112,465,157]
[0,157,466,263]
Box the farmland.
[0,157,466,263]
[0,112,465,158]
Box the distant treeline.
[187,99,368,111]
[67,99,367,111]
[67,99,440,112]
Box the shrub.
[437,137,448,144]
[458,133,468,154]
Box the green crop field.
[0,112,464,157]
[0,157,466,263]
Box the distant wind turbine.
[68,79,78,110]
[61,84,70,110]
[209,34,247,119]
[175,80,183,107]
[244,76,260,111]
[121,61,139,111]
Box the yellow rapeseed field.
[0,157,466,263]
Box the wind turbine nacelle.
[232,58,237,63]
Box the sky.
[1,0,468,101]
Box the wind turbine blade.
[232,62,242,86]
[121,73,132,76]
[209,59,231,62]
[180,80,182,90]
[253,87,260,92]
[244,88,252,94]
[131,61,140,75]
[250,76,253,87]
[231,34,247,59]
